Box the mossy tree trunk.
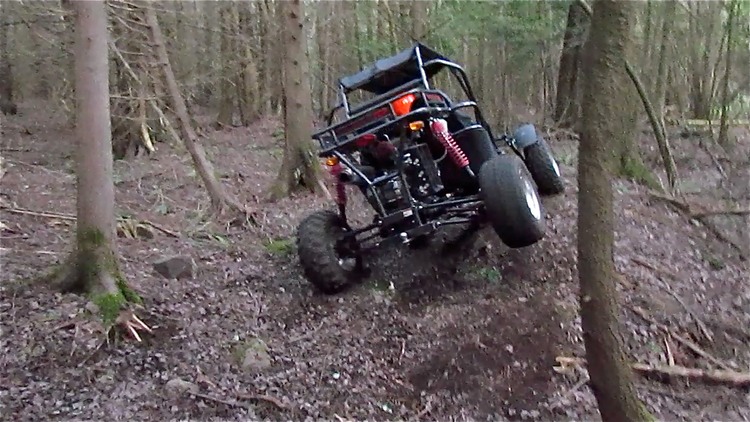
[577,0,654,420]
[269,0,322,200]
[55,0,138,322]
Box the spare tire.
[478,154,546,248]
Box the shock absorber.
[429,118,475,177]
[328,162,348,223]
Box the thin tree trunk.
[577,0,655,420]
[268,0,322,200]
[653,0,676,120]
[410,0,427,41]
[144,5,244,214]
[237,3,258,126]
[554,1,587,126]
[0,2,17,115]
[718,0,737,148]
[53,0,142,329]
[216,3,234,127]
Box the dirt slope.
[1,101,748,421]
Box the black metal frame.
[311,44,519,251]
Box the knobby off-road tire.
[524,139,565,196]
[296,210,362,294]
[479,154,546,248]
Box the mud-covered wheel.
[478,154,545,248]
[296,210,363,294]
[524,139,564,196]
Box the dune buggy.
[296,43,564,294]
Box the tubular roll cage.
[309,44,504,246]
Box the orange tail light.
[391,93,416,116]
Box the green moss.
[116,275,142,304]
[475,266,502,283]
[75,227,142,318]
[92,291,126,325]
[264,238,294,256]
[703,253,725,271]
[619,157,661,190]
[77,226,107,247]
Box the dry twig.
[630,256,714,342]
[1,206,180,237]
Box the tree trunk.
[54,0,138,322]
[237,3,259,126]
[554,1,588,126]
[410,0,427,41]
[689,2,720,119]
[0,2,16,115]
[577,0,655,420]
[653,0,676,120]
[144,5,244,214]
[316,0,331,115]
[268,0,322,200]
[216,3,234,127]
[717,0,737,148]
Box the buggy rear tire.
[524,139,565,196]
[296,210,363,294]
[479,154,545,248]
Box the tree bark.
[0,2,17,115]
[577,0,676,192]
[144,5,244,214]
[653,0,676,120]
[53,0,139,323]
[577,0,655,420]
[410,0,427,41]
[237,3,259,126]
[268,0,322,200]
[554,1,588,127]
[718,0,737,148]
[216,3,234,127]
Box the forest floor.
[1,100,749,421]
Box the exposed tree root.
[48,247,151,343]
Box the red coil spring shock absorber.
[328,162,348,221]
[429,118,475,177]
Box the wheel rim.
[334,238,359,272]
[522,176,542,221]
[550,153,561,177]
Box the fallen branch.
[1,206,180,237]
[691,208,750,218]
[183,390,288,411]
[236,392,289,410]
[647,191,747,259]
[630,257,714,342]
[631,363,750,387]
[556,356,750,387]
[629,305,730,371]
